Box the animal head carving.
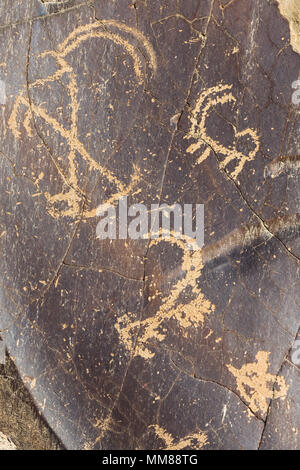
[185,83,260,180]
[8,21,157,219]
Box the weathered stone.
[0,0,299,450]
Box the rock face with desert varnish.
[0,0,299,450]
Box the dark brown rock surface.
[0,0,299,450]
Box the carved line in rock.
[114,82,284,362]
[185,83,260,180]
[115,234,215,360]
[8,21,157,219]
[151,425,208,450]
[226,351,289,415]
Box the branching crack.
[201,138,300,264]
[169,355,264,422]
[258,323,300,449]
[62,261,143,282]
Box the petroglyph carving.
[152,425,208,450]
[185,83,260,180]
[9,21,156,219]
[116,234,215,360]
[226,351,289,415]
